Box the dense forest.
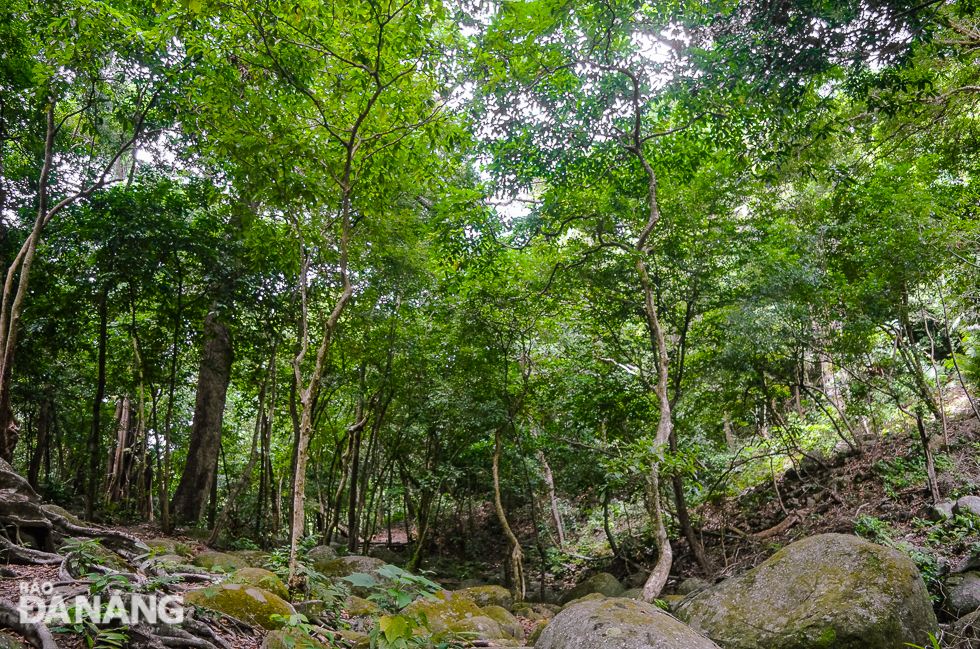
[2,0,980,647]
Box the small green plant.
[269,613,328,649]
[52,603,129,649]
[343,564,442,611]
[62,538,105,573]
[854,516,891,543]
[85,572,132,595]
[905,632,942,648]
[230,537,261,551]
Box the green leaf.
[341,573,376,588]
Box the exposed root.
[0,535,62,565]
[0,598,59,649]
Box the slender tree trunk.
[28,394,51,490]
[492,424,525,602]
[86,287,109,521]
[171,309,234,522]
[537,449,564,549]
[160,261,184,535]
[916,408,941,505]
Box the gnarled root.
[0,535,62,565]
[0,598,59,649]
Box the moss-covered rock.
[193,551,241,573]
[558,573,624,605]
[536,598,719,649]
[660,594,685,612]
[528,620,548,646]
[677,578,710,596]
[144,539,192,557]
[675,533,939,649]
[401,592,483,636]
[148,554,202,574]
[482,605,524,640]
[559,592,606,609]
[447,615,504,640]
[261,628,325,649]
[452,585,514,611]
[41,504,85,527]
[319,556,390,597]
[185,583,295,630]
[344,595,379,616]
[0,632,28,649]
[514,602,554,622]
[231,550,270,568]
[230,567,288,600]
[621,589,642,600]
[306,546,339,572]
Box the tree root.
[0,598,59,649]
[0,535,62,565]
[43,511,144,558]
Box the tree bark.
[171,309,234,523]
[28,394,52,490]
[492,423,525,602]
[86,287,109,521]
[537,449,564,549]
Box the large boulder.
[319,556,389,596]
[452,585,514,611]
[230,567,289,600]
[559,573,625,605]
[535,597,719,649]
[193,551,241,572]
[231,550,270,568]
[947,572,980,617]
[185,583,295,630]
[447,616,505,641]
[306,546,339,571]
[675,533,938,649]
[401,592,483,636]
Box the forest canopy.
[1,0,979,608]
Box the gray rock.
[954,550,980,575]
[559,573,625,605]
[677,578,710,596]
[306,545,339,571]
[799,449,826,474]
[624,571,649,589]
[458,578,485,589]
[535,597,720,649]
[948,572,980,616]
[954,610,980,649]
[929,501,956,522]
[955,496,980,517]
[675,533,938,649]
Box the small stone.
[929,501,955,522]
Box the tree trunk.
[916,408,941,505]
[27,395,51,490]
[492,424,525,602]
[171,309,234,523]
[86,287,109,521]
[537,449,564,549]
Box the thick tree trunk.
[916,409,941,505]
[171,310,234,523]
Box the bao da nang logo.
[18,581,183,624]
